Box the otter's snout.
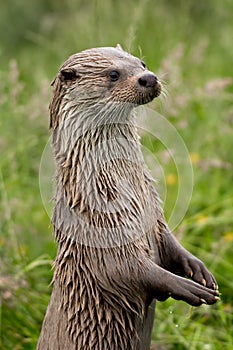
[137,72,162,103]
[138,73,158,88]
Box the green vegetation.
[0,0,232,349]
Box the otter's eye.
[141,61,146,69]
[109,70,120,81]
[60,68,77,81]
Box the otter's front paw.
[147,265,219,307]
[157,275,220,307]
[179,253,218,291]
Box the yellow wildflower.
[196,214,208,224]
[190,152,200,165]
[166,174,178,186]
[223,232,233,242]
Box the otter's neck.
[52,102,140,166]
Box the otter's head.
[50,45,162,129]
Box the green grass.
[0,0,232,349]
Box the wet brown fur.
[37,46,218,350]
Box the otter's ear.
[116,44,124,52]
[59,68,79,83]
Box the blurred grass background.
[0,0,232,349]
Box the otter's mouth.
[137,81,162,105]
[136,72,162,105]
[150,81,162,99]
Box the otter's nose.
[138,73,158,88]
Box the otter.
[37,45,219,350]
